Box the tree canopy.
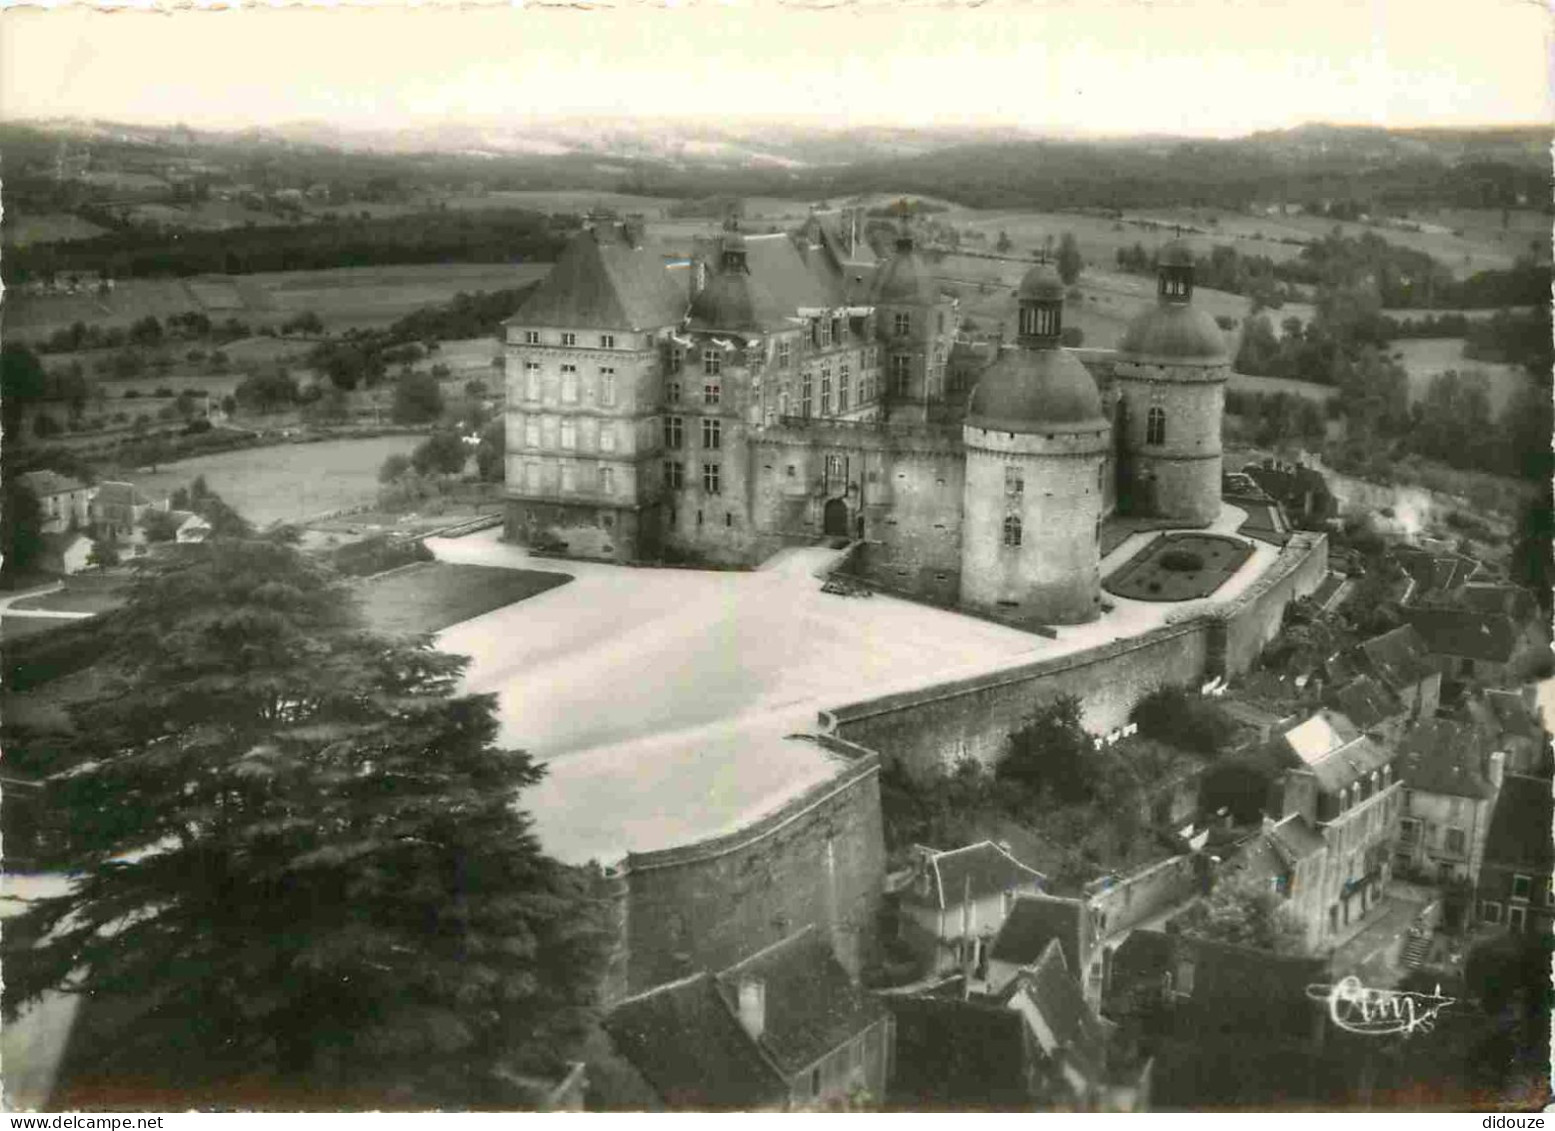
[1173,871,1306,955]
[2,537,608,1106]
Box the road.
[1328,891,1429,988]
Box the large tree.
[2,537,608,1106]
[1056,232,1083,285]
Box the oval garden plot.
[1104,532,1253,602]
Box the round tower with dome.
[1112,239,1229,525]
[960,264,1108,626]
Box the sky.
[0,0,1549,137]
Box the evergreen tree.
[2,537,608,1106]
[1056,232,1083,285]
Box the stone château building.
[503,218,1228,628]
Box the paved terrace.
[428,503,1283,866]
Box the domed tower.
[869,225,956,423]
[1113,239,1229,525]
[960,264,1109,626]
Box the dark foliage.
[0,538,609,1105]
[1130,686,1238,755]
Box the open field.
[129,435,420,526]
[1390,338,1532,416]
[3,262,553,340]
[358,562,571,637]
[1226,373,1336,402]
[1,213,111,247]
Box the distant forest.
[0,208,572,284]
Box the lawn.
[130,435,421,527]
[1104,532,1253,602]
[1390,338,1531,417]
[357,562,571,637]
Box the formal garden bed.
[1104,532,1253,602]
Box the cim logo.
[1304,975,1456,1038]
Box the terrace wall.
[601,735,886,1003]
[820,532,1327,781]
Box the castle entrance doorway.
[823,497,850,538]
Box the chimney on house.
[737,978,766,1041]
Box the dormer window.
[522,330,540,345]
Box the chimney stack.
[737,978,765,1041]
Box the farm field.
[358,562,571,637]
[1,212,110,247]
[1226,373,1336,402]
[1390,338,1532,416]
[3,262,553,341]
[130,435,420,527]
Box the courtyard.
[426,504,1281,865]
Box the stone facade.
[597,734,886,1004]
[503,222,1225,627]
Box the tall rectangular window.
[702,418,722,450]
[561,332,577,347]
[669,346,684,374]
[664,460,684,489]
[600,369,617,407]
[599,466,615,495]
[561,364,579,404]
[704,382,721,407]
[801,371,814,418]
[838,364,851,412]
[1005,465,1024,497]
[664,416,684,450]
[561,463,577,492]
[522,330,539,345]
[702,462,722,495]
[818,318,832,348]
[891,355,912,396]
[777,339,791,370]
[893,312,910,337]
[600,333,615,349]
[599,423,616,453]
[524,417,539,448]
[667,380,681,404]
[541,415,558,449]
[703,348,722,376]
[524,362,541,401]
[525,462,541,492]
[820,367,832,416]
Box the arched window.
[1146,407,1166,445]
[1002,515,1022,547]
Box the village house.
[1401,606,1542,687]
[1266,709,1404,940]
[1465,686,1551,777]
[1322,623,1441,734]
[1219,813,1328,952]
[986,893,1096,997]
[20,470,94,535]
[601,926,891,1110]
[1393,716,1504,887]
[896,841,1047,978]
[1100,928,1328,1108]
[884,939,1148,1111]
[89,481,161,544]
[1475,772,1554,936]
